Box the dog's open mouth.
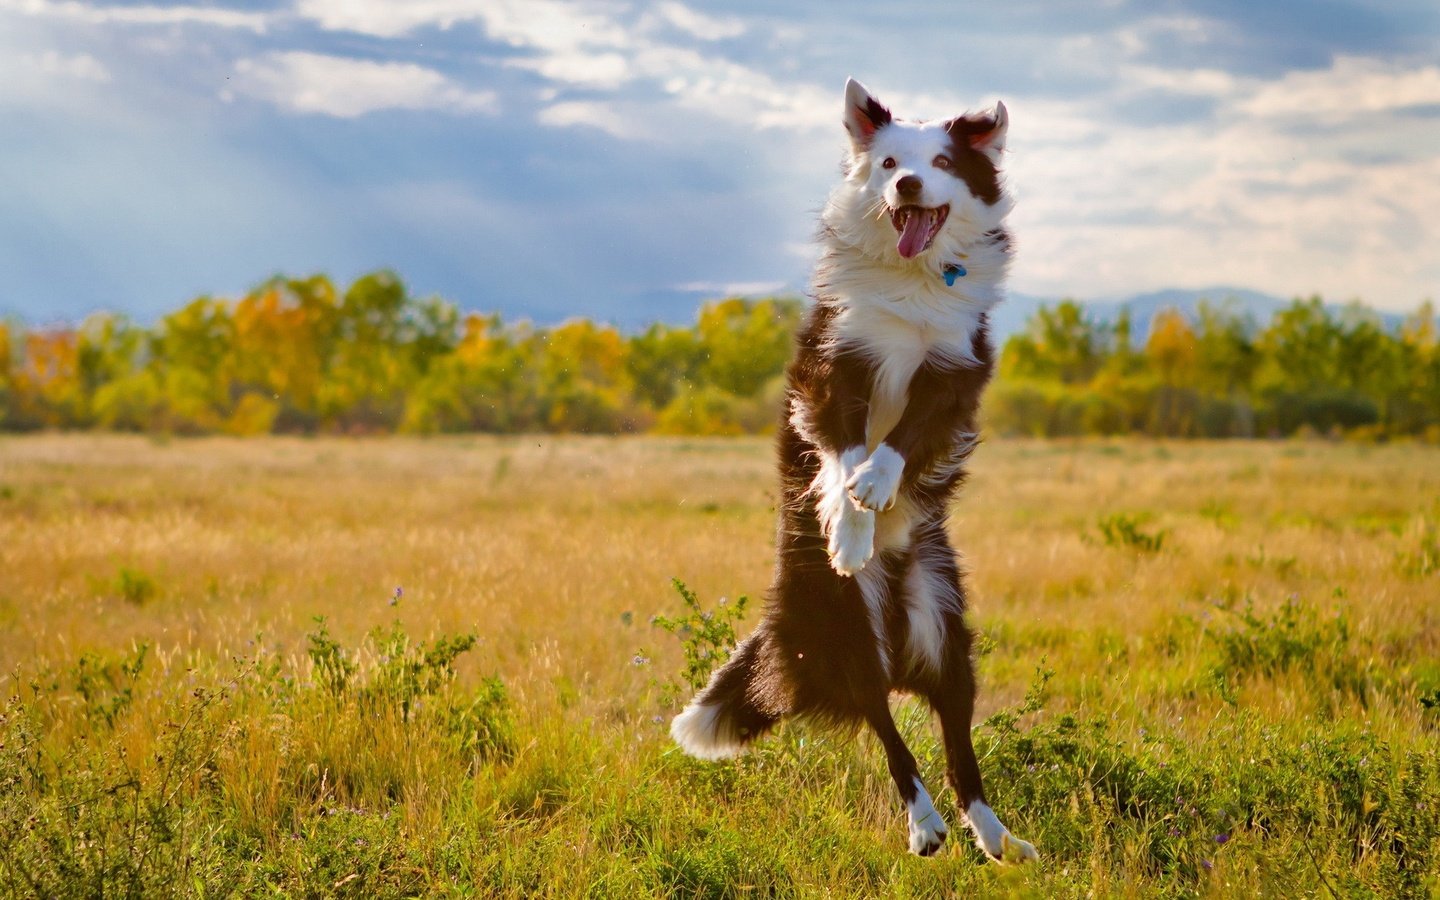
[890,204,950,259]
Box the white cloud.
[536,100,637,138]
[634,46,832,131]
[1118,64,1240,97]
[228,52,498,118]
[1008,54,1440,306]
[509,50,631,89]
[0,0,271,31]
[1239,55,1440,120]
[293,0,484,38]
[294,0,819,136]
[647,2,746,41]
[0,45,113,109]
[22,49,109,81]
[296,0,631,49]
[673,279,791,296]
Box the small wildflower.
[632,654,649,666]
[1201,859,1213,871]
[391,586,403,606]
[1214,833,1230,845]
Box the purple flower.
[1214,833,1230,844]
[1201,859,1213,871]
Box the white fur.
[814,445,874,576]
[855,552,892,677]
[829,508,875,577]
[965,800,1038,863]
[848,442,904,511]
[901,545,960,676]
[907,777,949,855]
[670,701,747,760]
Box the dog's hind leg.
[919,545,1038,863]
[671,625,783,760]
[929,666,1039,862]
[861,698,949,856]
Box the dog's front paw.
[847,444,904,511]
[828,507,874,576]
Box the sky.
[2,0,1438,328]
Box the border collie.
[671,78,1036,863]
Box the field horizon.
[2,434,1438,897]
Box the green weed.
[70,641,149,728]
[648,578,749,705]
[0,687,239,897]
[116,566,158,606]
[1097,513,1168,553]
[1206,595,1372,702]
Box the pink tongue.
[896,208,932,259]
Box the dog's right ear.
[843,78,891,153]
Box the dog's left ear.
[947,102,1009,162]
[843,77,892,153]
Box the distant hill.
[991,286,1406,343]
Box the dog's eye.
[881,157,897,170]
[933,155,952,169]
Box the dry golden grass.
[5,435,1434,708]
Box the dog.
[670,77,1036,863]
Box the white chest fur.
[832,296,986,451]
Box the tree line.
[989,298,1440,438]
[2,270,1437,439]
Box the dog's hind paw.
[828,507,874,576]
[998,832,1039,864]
[907,779,949,856]
[965,801,1038,864]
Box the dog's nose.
[896,175,923,199]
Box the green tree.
[693,297,802,397]
[626,323,703,410]
[1001,300,1107,384]
[148,297,236,432]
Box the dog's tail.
[670,625,784,759]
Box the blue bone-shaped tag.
[943,264,967,286]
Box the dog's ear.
[843,78,891,153]
[947,102,1009,162]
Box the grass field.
[2,434,1438,897]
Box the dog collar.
[943,263,967,286]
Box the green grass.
[1,434,1438,897]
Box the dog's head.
[838,78,1008,262]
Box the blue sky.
[2,0,1438,327]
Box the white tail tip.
[670,701,747,760]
